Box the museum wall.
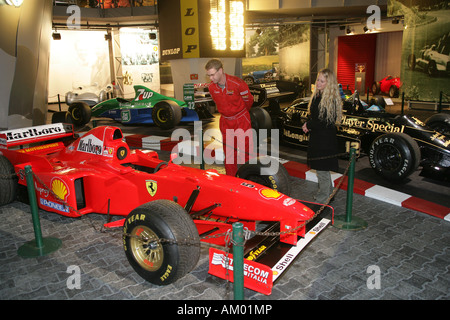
[390,0,450,102]
[0,0,53,130]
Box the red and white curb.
[121,134,449,221]
[284,161,450,221]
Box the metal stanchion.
[333,148,367,230]
[232,222,244,300]
[17,165,62,258]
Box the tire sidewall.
[152,101,182,130]
[369,133,418,181]
[123,207,180,285]
[236,157,291,195]
[68,102,91,126]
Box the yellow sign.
[180,0,200,58]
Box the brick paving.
[0,172,448,301]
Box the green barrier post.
[17,165,62,258]
[232,222,244,300]
[333,148,367,230]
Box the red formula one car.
[0,123,331,294]
[371,75,402,98]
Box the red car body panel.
[0,124,316,246]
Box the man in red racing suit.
[205,59,254,176]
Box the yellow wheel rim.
[129,226,164,272]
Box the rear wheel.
[369,133,420,181]
[389,85,399,98]
[250,107,272,131]
[371,82,380,95]
[123,200,200,285]
[425,113,450,136]
[51,111,72,124]
[236,156,291,195]
[68,102,91,126]
[0,156,18,206]
[152,101,182,130]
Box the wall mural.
[119,28,160,98]
[389,0,450,102]
[243,25,310,90]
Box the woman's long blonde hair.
[308,68,343,125]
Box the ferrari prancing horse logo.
[146,180,157,196]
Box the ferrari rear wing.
[0,123,74,149]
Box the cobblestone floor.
[0,175,448,301]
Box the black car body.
[276,95,450,182]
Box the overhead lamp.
[346,27,352,35]
[52,32,61,40]
[6,0,24,6]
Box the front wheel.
[0,156,18,206]
[123,200,200,285]
[369,133,420,182]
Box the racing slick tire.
[407,54,416,70]
[426,61,437,77]
[123,200,200,285]
[0,156,18,206]
[425,113,450,136]
[236,156,291,195]
[51,111,73,124]
[250,107,272,131]
[371,82,380,95]
[389,85,399,98]
[152,100,182,130]
[369,133,420,182]
[68,102,91,127]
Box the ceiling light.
[6,0,24,6]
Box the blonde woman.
[302,68,343,204]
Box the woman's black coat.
[305,94,339,172]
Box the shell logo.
[51,178,69,201]
[259,188,282,200]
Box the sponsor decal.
[51,178,69,202]
[17,143,60,154]
[1,123,65,142]
[146,180,157,196]
[40,198,69,213]
[38,177,70,213]
[340,115,405,133]
[103,147,114,157]
[209,248,273,295]
[135,88,154,101]
[121,110,131,122]
[77,134,103,155]
[283,129,309,143]
[272,218,330,282]
[259,188,282,200]
[246,245,267,261]
[283,197,296,206]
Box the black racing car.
[275,93,450,182]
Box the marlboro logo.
[77,134,103,155]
